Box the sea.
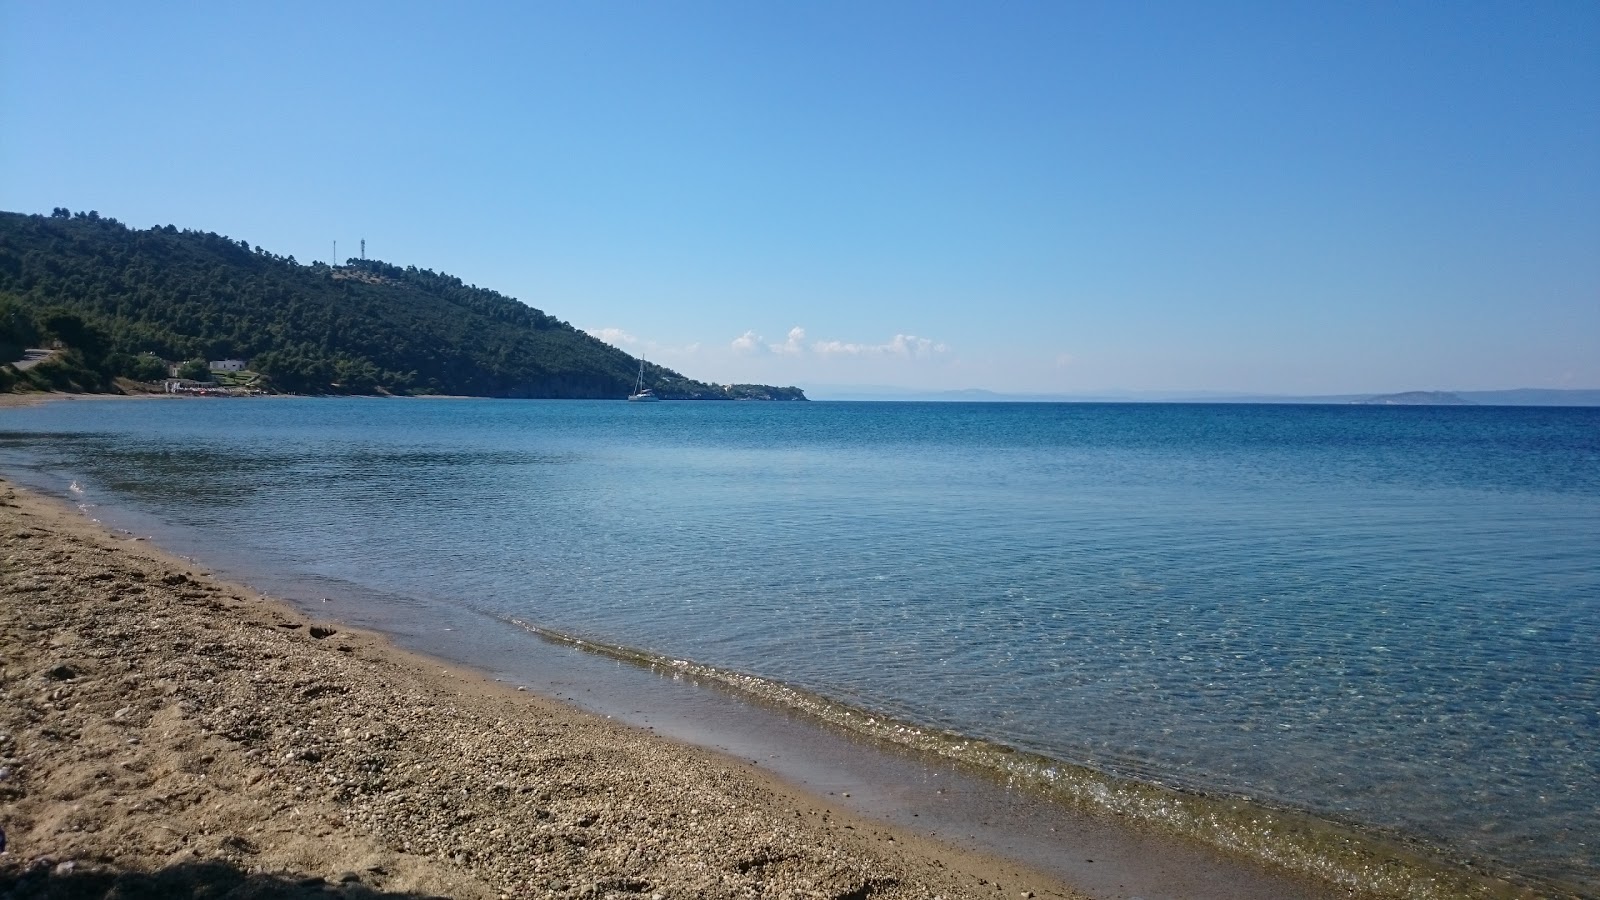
[1,398,1595,896]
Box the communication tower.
[361,239,366,260]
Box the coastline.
[0,477,1085,899]
[0,391,181,409]
[0,392,1578,899]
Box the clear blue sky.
[3,1,1596,395]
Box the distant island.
[0,209,805,400]
[804,386,1600,406]
[1354,391,1472,405]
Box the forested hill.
[0,210,805,399]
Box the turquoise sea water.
[2,398,1596,893]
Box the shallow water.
[2,398,1595,893]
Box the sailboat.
[628,358,660,402]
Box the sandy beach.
[0,474,1087,899]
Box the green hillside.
[0,209,805,400]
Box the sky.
[2,1,1596,396]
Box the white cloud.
[813,333,948,359]
[888,334,947,358]
[732,325,810,355]
[588,327,701,358]
[810,340,856,356]
[772,326,806,355]
[731,330,765,354]
[586,326,638,347]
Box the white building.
[209,359,246,372]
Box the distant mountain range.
[804,386,1600,406]
[1352,391,1473,405]
[0,210,805,400]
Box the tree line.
[0,210,805,400]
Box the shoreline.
[0,477,1087,898]
[489,622,1554,900]
[0,389,1574,890]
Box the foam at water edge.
[504,616,1566,900]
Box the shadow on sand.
[0,858,451,900]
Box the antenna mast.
[332,240,337,266]
[361,239,366,260]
